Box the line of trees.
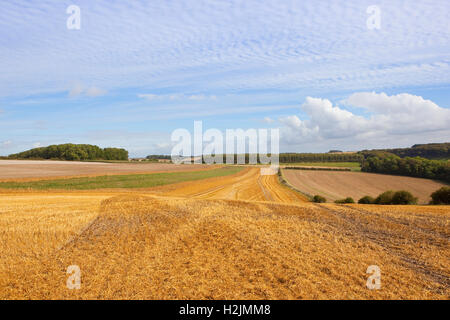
[279,153,363,163]
[163,152,364,164]
[8,144,128,161]
[361,142,450,160]
[146,155,172,160]
[198,153,363,164]
[361,153,450,183]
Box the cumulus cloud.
[280,92,450,149]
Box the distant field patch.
[284,166,351,172]
[0,166,243,190]
[281,162,361,171]
[282,169,446,204]
[0,160,218,180]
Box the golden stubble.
[0,168,448,299]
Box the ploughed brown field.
[282,169,447,204]
[0,160,216,181]
[0,166,449,299]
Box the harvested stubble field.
[282,169,447,204]
[0,160,216,181]
[0,166,242,190]
[0,166,449,299]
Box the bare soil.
[283,169,447,204]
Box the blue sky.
[0,0,449,156]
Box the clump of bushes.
[358,195,375,204]
[370,190,417,205]
[312,195,326,203]
[429,187,450,205]
[391,190,418,205]
[335,197,355,204]
[374,190,396,205]
[361,153,450,183]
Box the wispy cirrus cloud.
[263,117,275,124]
[69,83,107,98]
[138,93,217,101]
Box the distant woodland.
[360,143,450,183]
[8,144,128,161]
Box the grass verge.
[278,168,312,201]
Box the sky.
[0,0,449,157]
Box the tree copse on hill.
[360,142,450,160]
[361,153,450,183]
[8,144,128,161]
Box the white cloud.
[85,86,107,97]
[69,83,107,98]
[344,92,450,134]
[188,94,217,101]
[137,94,159,100]
[32,142,42,148]
[1,1,449,97]
[138,93,217,101]
[280,93,450,150]
[1,140,12,148]
[155,142,171,149]
[69,83,84,98]
[263,116,274,124]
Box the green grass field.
[0,166,243,190]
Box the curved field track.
[152,167,308,203]
[282,169,446,204]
